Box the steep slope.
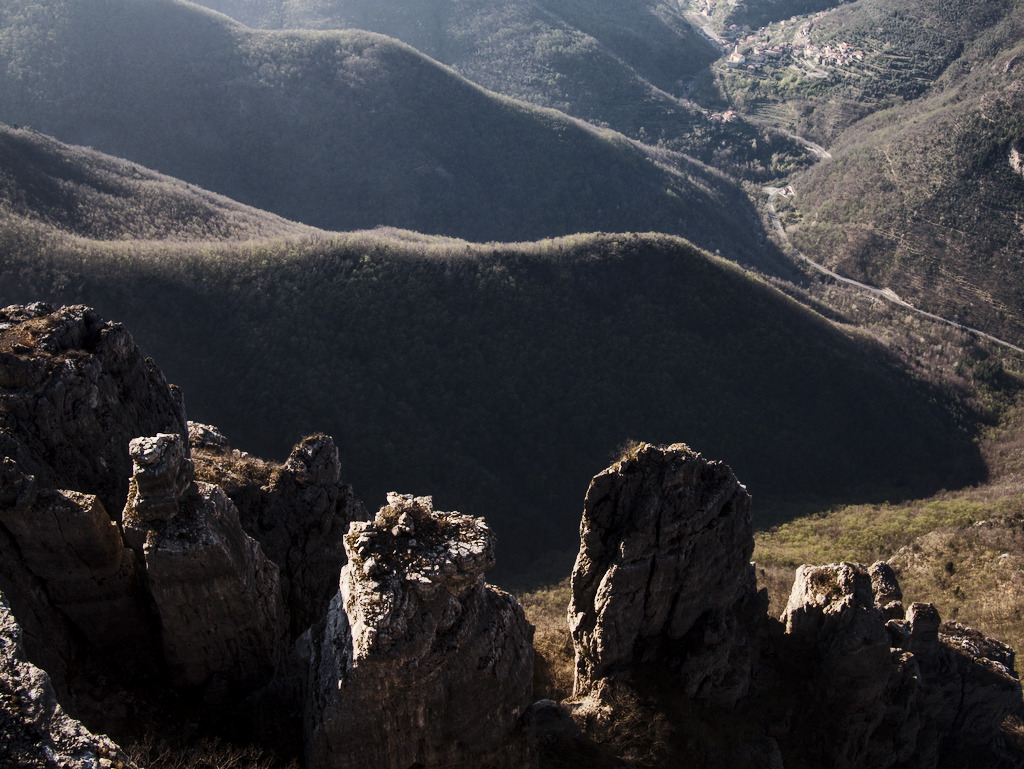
[694,0,1024,343]
[0,0,769,261]
[783,6,1024,344]
[197,0,716,98]
[0,125,317,241]
[0,139,985,581]
[191,0,813,180]
[710,0,1014,141]
[702,0,846,31]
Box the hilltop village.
[724,17,866,73]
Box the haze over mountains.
[0,0,1022,583]
[0,0,775,263]
[181,0,1024,344]
[5,0,1024,765]
[192,0,815,180]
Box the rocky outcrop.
[0,303,187,517]
[779,562,918,768]
[568,442,763,705]
[307,493,534,769]
[122,433,284,692]
[565,444,1022,769]
[0,591,136,769]
[0,304,539,765]
[778,562,1022,769]
[2,305,1021,769]
[0,303,183,693]
[193,432,367,637]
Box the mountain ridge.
[0,0,774,262]
[0,125,987,581]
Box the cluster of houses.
[706,109,740,123]
[803,41,866,67]
[726,38,865,72]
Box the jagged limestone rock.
[0,591,136,769]
[307,493,534,769]
[869,560,904,620]
[0,303,187,517]
[0,520,78,701]
[781,562,909,767]
[893,604,1022,769]
[568,442,762,705]
[0,304,186,695]
[123,432,284,691]
[780,563,1022,769]
[187,421,229,449]
[194,433,368,637]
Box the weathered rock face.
[780,561,1023,769]
[780,562,917,768]
[2,304,1020,769]
[0,591,137,769]
[307,493,534,769]
[568,442,762,705]
[0,456,156,668]
[0,303,187,517]
[194,432,367,638]
[122,433,285,692]
[0,302,185,692]
[563,444,1023,769]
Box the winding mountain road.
[677,7,1022,354]
[765,187,1024,355]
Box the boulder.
[568,442,762,705]
[307,493,534,769]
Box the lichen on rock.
[307,492,534,769]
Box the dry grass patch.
[518,578,575,702]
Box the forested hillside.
[191,0,813,179]
[197,0,716,98]
[0,126,317,240]
[0,0,770,261]
[703,0,846,32]
[763,1,1024,344]
[0,126,987,584]
[3,1,1024,764]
